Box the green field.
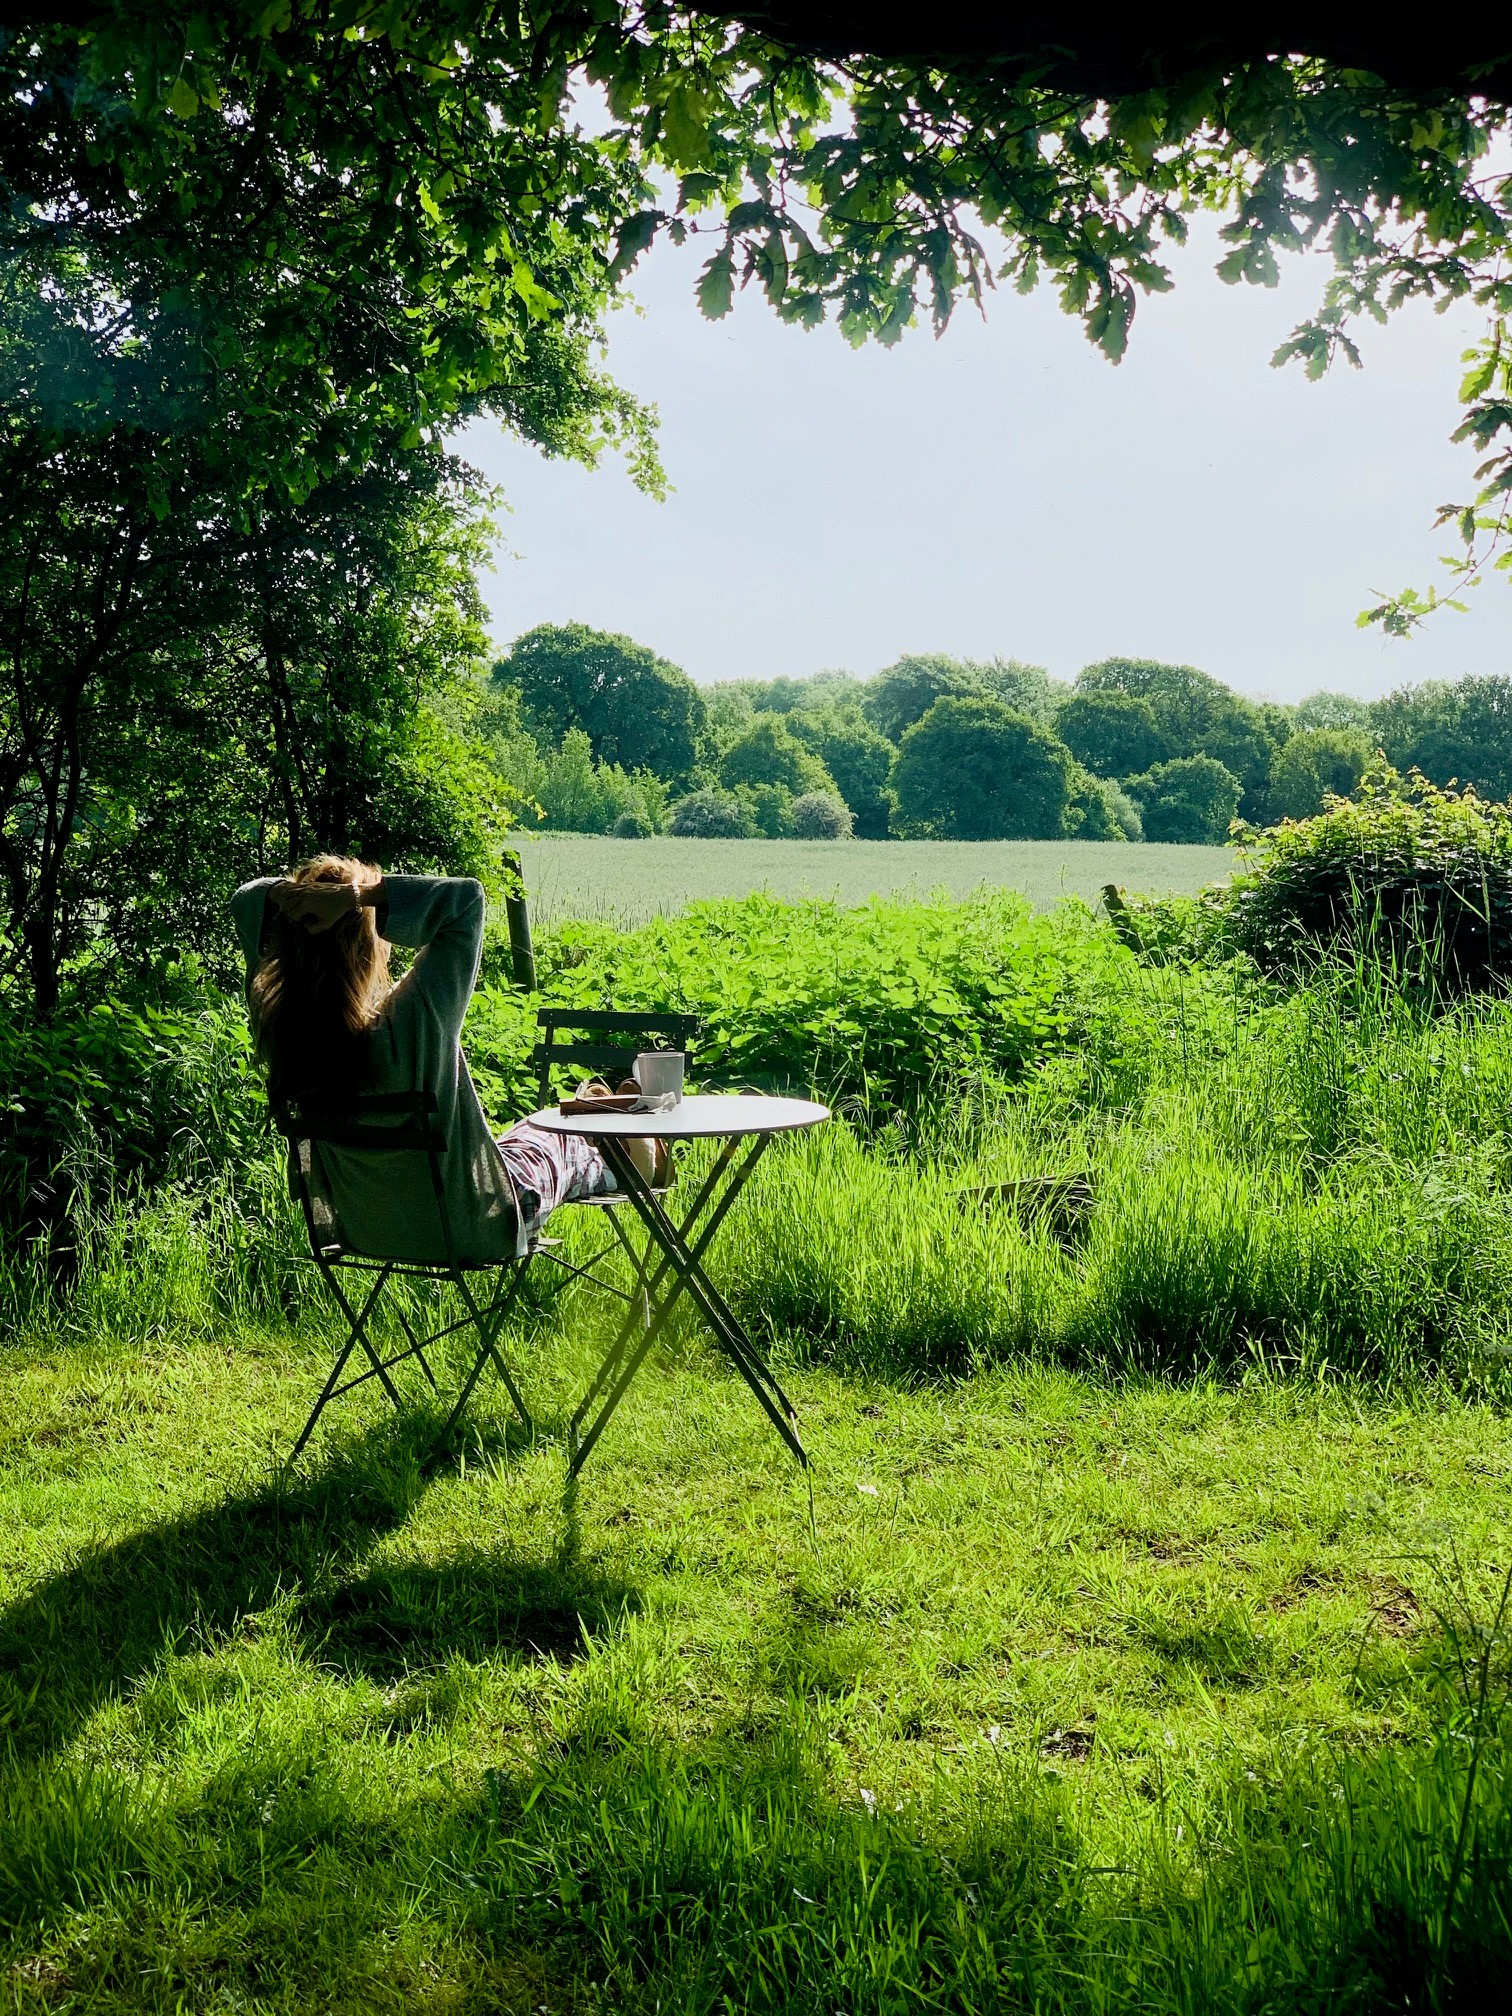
[508,833,1236,927]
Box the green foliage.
[19,2,1512,385]
[974,658,1062,722]
[494,625,705,784]
[0,331,519,1005]
[1266,727,1374,822]
[1371,674,1512,803]
[1295,690,1375,733]
[667,789,755,839]
[787,707,895,838]
[861,654,1061,746]
[1065,768,1144,841]
[699,685,759,756]
[749,671,865,714]
[519,890,1129,1106]
[1127,755,1242,843]
[1079,659,1276,814]
[1228,766,1512,991]
[0,987,262,1247]
[1055,689,1167,778]
[611,806,656,838]
[790,792,854,839]
[737,782,795,838]
[1363,322,1512,635]
[860,655,985,744]
[891,698,1074,840]
[718,716,835,797]
[524,728,665,836]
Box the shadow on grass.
[0,1413,641,1760]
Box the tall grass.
[11,953,1512,1390]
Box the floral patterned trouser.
[496,1119,617,1248]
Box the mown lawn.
[2,1290,1509,2012]
[509,834,1236,928]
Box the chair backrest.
[274,1089,455,1266]
[534,1008,702,1106]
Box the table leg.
[567,1138,743,1439]
[568,1133,807,1476]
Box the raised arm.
[379,875,487,1046]
[230,877,278,994]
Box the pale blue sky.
[459,217,1512,705]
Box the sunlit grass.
[1,1278,1510,2008]
[6,950,1512,2006]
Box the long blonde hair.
[249,855,391,1106]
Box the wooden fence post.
[502,850,537,992]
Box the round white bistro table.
[530,1094,829,1476]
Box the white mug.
[635,1051,685,1102]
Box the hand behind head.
[269,878,358,935]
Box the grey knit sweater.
[232,874,523,1264]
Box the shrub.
[1127,754,1241,843]
[1227,766,1512,991]
[736,781,794,837]
[891,697,1074,840]
[719,717,835,797]
[0,987,267,1261]
[668,789,754,839]
[1065,767,1142,841]
[790,791,854,839]
[519,889,1134,1104]
[1056,689,1166,778]
[1266,727,1374,822]
[611,806,655,837]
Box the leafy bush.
[1265,726,1373,822]
[1127,754,1240,843]
[1066,766,1142,840]
[0,987,268,1265]
[1228,766,1512,991]
[891,697,1074,840]
[513,889,1134,1104]
[735,780,794,837]
[611,806,655,838]
[532,727,665,835]
[668,789,754,838]
[790,791,853,839]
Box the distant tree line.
[485,626,1512,845]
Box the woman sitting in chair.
[232,857,661,1263]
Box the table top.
[527,1092,830,1140]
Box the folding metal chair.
[529,1008,701,1325]
[275,1089,534,1465]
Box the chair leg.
[393,1302,440,1392]
[603,1203,653,1330]
[430,1260,533,1455]
[321,1262,405,1413]
[288,1266,392,1466]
